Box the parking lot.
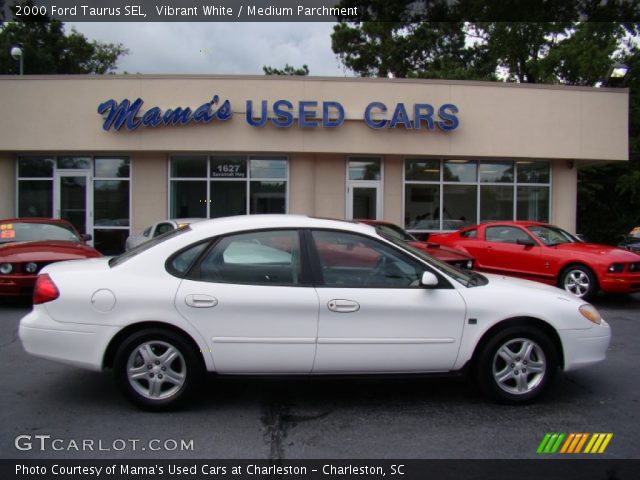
[1,293,639,460]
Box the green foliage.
[0,1,127,74]
[263,64,309,76]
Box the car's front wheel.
[560,265,597,300]
[114,328,203,410]
[476,326,558,404]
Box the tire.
[476,326,558,404]
[559,265,597,300]
[113,328,203,411]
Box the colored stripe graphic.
[538,433,613,454]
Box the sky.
[68,22,351,76]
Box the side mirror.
[81,234,92,242]
[516,238,535,247]
[420,271,439,287]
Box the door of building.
[347,183,382,220]
[54,171,92,240]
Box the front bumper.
[0,275,36,297]
[598,274,640,294]
[19,307,120,371]
[559,319,611,371]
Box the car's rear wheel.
[114,328,203,410]
[476,326,557,404]
[560,265,597,300]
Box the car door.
[308,229,466,373]
[174,229,320,373]
[479,225,546,279]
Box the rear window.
[109,226,191,267]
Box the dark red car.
[0,218,101,298]
[429,221,640,299]
[356,220,475,270]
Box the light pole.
[604,63,630,88]
[10,46,23,75]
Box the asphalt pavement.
[1,293,638,460]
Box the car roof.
[474,220,548,228]
[188,214,377,235]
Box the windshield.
[109,226,191,267]
[375,224,415,242]
[527,225,579,246]
[0,221,79,244]
[379,232,479,287]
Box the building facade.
[0,75,629,254]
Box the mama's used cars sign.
[97,96,459,132]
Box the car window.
[168,242,209,276]
[485,226,533,244]
[0,221,79,243]
[195,230,301,286]
[460,228,477,239]
[375,224,415,241]
[154,223,174,237]
[311,230,422,288]
[527,225,576,246]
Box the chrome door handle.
[327,299,360,313]
[185,294,218,308]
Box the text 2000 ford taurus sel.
[19,216,611,410]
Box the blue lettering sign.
[413,104,435,130]
[364,102,388,129]
[246,100,268,127]
[97,95,232,131]
[437,104,459,131]
[299,101,318,128]
[389,103,411,129]
[323,101,344,128]
[272,100,294,128]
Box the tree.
[0,1,127,74]
[263,64,309,76]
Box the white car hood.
[481,273,580,302]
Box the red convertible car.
[0,218,101,298]
[429,221,640,299]
[357,220,474,270]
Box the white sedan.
[20,215,611,410]
[124,218,204,250]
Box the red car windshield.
[0,221,79,244]
[527,225,578,246]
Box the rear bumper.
[19,307,120,371]
[559,320,611,371]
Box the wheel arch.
[103,321,207,371]
[470,316,565,369]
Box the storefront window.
[170,155,288,218]
[480,185,514,221]
[18,180,53,217]
[170,181,207,218]
[405,158,550,231]
[443,185,477,229]
[349,158,381,180]
[479,161,514,183]
[444,160,477,182]
[517,186,550,222]
[16,155,131,254]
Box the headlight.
[0,263,13,274]
[25,262,38,274]
[608,263,624,273]
[579,304,602,325]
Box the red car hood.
[408,240,473,262]
[553,242,640,260]
[0,240,101,262]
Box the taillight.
[33,274,60,305]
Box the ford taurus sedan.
[0,218,101,298]
[20,215,610,410]
[429,221,640,300]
